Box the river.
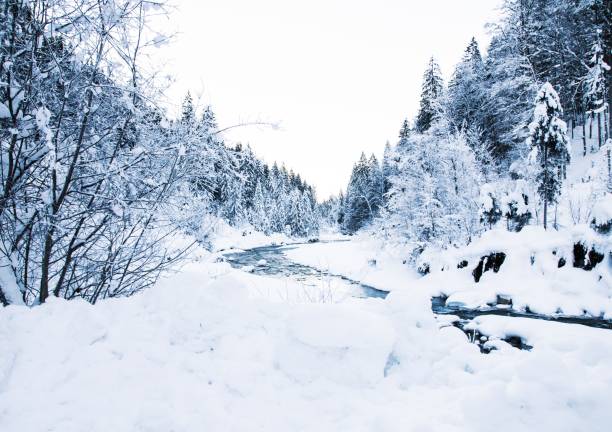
[224,241,612,334]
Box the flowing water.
[224,242,612,332]
[223,242,388,299]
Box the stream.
[224,242,612,341]
[224,241,388,299]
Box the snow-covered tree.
[397,119,412,149]
[448,37,485,131]
[527,83,571,229]
[584,30,610,148]
[181,92,196,124]
[386,128,482,246]
[479,186,502,230]
[415,57,444,133]
[250,180,269,233]
[343,153,384,233]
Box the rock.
[472,252,506,283]
[573,242,604,271]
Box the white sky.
[161,0,501,200]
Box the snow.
[284,233,420,292]
[417,225,611,316]
[466,314,612,356]
[209,219,293,252]
[2,250,612,432]
[0,101,10,119]
[592,194,612,226]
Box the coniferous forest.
[323,0,610,241]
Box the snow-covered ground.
[2,237,612,432]
[207,220,295,252]
[285,233,420,292]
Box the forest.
[325,0,610,242]
[1,2,612,430]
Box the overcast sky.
[161,0,501,199]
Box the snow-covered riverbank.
[2,238,612,432]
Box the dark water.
[224,242,612,332]
[432,296,612,330]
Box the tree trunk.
[39,228,55,303]
[598,112,602,149]
[543,145,548,230]
[605,106,609,143]
[582,112,587,156]
[608,148,612,192]
[0,287,8,307]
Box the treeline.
[322,0,610,246]
[179,93,319,238]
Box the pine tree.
[250,180,269,233]
[448,38,485,131]
[344,153,374,232]
[527,83,571,229]
[367,154,384,213]
[398,119,411,148]
[584,30,610,148]
[382,141,397,196]
[415,57,444,133]
[200,105,218,133]
[181,91,195,124]
[481,32,539,162]
[479,186,502,230]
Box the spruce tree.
[448,38,485,131]
[382,141,397,196]
[415,57,444,133]
[201,105,218,134]
[527,83,571,229]
[344,153,373,232]
[398,119,411,148]
[181,91,195,124]
[584,30,610,148]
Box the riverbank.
[2,237,612,431]
[3,247,612,431]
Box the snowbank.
[284,233,420,292]
[418,225,611,317]
[208,220,294,251]
[2,258,612,431]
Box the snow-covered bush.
[590,194,612,234]
[479,184,502,229]
[501,180,532,232]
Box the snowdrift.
[2,260,612,431]
[418,225,611,317]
